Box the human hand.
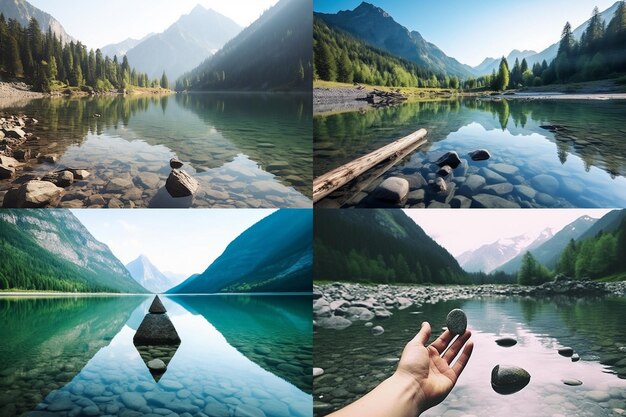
[395,321,474,415]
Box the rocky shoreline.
[314,280,626,330]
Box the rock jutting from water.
[495,337,517,347]
[446,309,467,335]
[491,365,531,394]
[165,169,199,198]
[134,296,181,345]
[558,347,574,357]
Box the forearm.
[328,372,424,417]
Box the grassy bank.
[314,80,464,97]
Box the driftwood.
[313,128,428,203]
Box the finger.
[429,329,454,354]
[451,340,474,378]
[410,321,431,346]
[443,330,472,364]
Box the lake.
[313,296,626,417]
[0,93,312,208]
[314,98,626,208]
[0,294,312,417]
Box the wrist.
[390,370,426,416]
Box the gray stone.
[571,353,580,362]
[82,405,100,416]
[47,398,75,411]
[166,169,199,197]
[495,337,517,347]
[429,177,447,192]
[490,163,519,176]
[149,296,167,314]
[2,180,63,208]
[479,167,507,184]
[134,314,181,345]
[330,300,350,310]
[451,195,472,208]
[147,359,167,372]
[105,177,133,193]
[135,172,161,189]
[532,174,559,194]
[459,174,486,195]
[469,149,491,161]
[234,404,266,417]
[371,325,384,336]
[317,315,352,330]
[490,365,531,394]
[120,392,147,410]
[435,151,461,169]
[345,306,375,321]
[37,154,58,164]
[472,194,520,208]
[437,165,453,177]
[374,177,409,202]
[587,390,611,402]
[13,149,31,161]
[515,185,536,200]
[0,155,19,167]
[204,401,230,417]
[68,169,90,180]
[446,309,467,335]
[483,182,513,196]
[159,379,184,391]
[313,367,324,377]
[535,192,556,206]
[3,127,25,139]
[562,378,583,386]
[558,347,574,357]
[170,158,184,169]
[407,189,425,204]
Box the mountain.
[168,210,312,294]
[0,210,147,293]
[179,0,313,91]
[472,49,537,76]
[579,209,626,240]
[125,5,241,81]
[497,216,599,274]
[125,255,177,294]
[0,0,74,43]
[314,209,467,284]
[100,33,154,58]
[315,2,473,78]
[457,228,553,273]
[524,1,621,68]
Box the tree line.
[0,15,170,92]
[518,216,626,285]
[467,3,626,90]
[313,17,459,89]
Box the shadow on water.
[314,296,626,417]
[0,296,146,416]
[171,294,313,393]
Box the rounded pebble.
[446,309,467,335]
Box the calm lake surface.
[0,93,312,208]
[314,99,626,208]
[314,296,626,417]
[0,295,312,417]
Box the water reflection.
[0,93,312,207]
[314,99,626,208]
[1,295,312,417]
[313,296,626,417]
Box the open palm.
[396,322,473,414]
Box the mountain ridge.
[125,254,177,294]
[0,0,74,43]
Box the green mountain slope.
[0,0,74,43]
[0,210,147,293]
[178,0,312,92]
[169,209,312,294]
[315,2,473,78]
[314,209,467,284]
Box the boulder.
[3,127,25,139]
[149,296,167,314]
[13,149,31,161]
[495,337,517,347]
[469,149,491,161]
[166,169,199,197]
[374,177,409,202]
[435,151,461,169]
[68,169,90,180]
[483,182,514,196]
[371,326,384,336]
[170,158,184,169]
[446,309,467,335]
[429,177,447,192]
[317,315,352,330]
[479,167,507,184]
[147,359,167,372]
[42,171,74,187]
[2,180,62,208]
[437,165,452,177]
[133,314,181,345]
[37,154,58,164]
[531,174,559,194]
[0,164,15,179]
[459,174,486,195]
[490,163,519,176]
[0,155,19,167]
[558,347,574,357]
[491,365,531,394]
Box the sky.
[314,0,619,66]
[404,209,612,256]
[72,209,276,277]
[28,0,279,50]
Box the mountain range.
[169,209,313,294]
[0,0,74,43]
[125,255,179,294]
[472,49,537,77]
[100,33,155,59]
[123,5,242,81]
[315,2,473,78]
[314,209,466,284]
[0,210,147,293]
[457,228,554,273]
[179,0,312,91]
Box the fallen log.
[313,128,428,203]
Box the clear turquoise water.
[0,93,312,207]
[314,99,626,207]
[314,296,626,417]
[0,295,312,417]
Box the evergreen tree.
[496,57,510,91]
[160,71,169,89]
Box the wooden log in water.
[313,128,428,203]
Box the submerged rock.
[446,309,467,335]
[317,315,352,330]
[371,325,384,336]
[147,359,167,372]
[2,180,63,208]
[374,177,409,202]
[469,149,491,161]
[491,365,531,394]
[166,169,199,197]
